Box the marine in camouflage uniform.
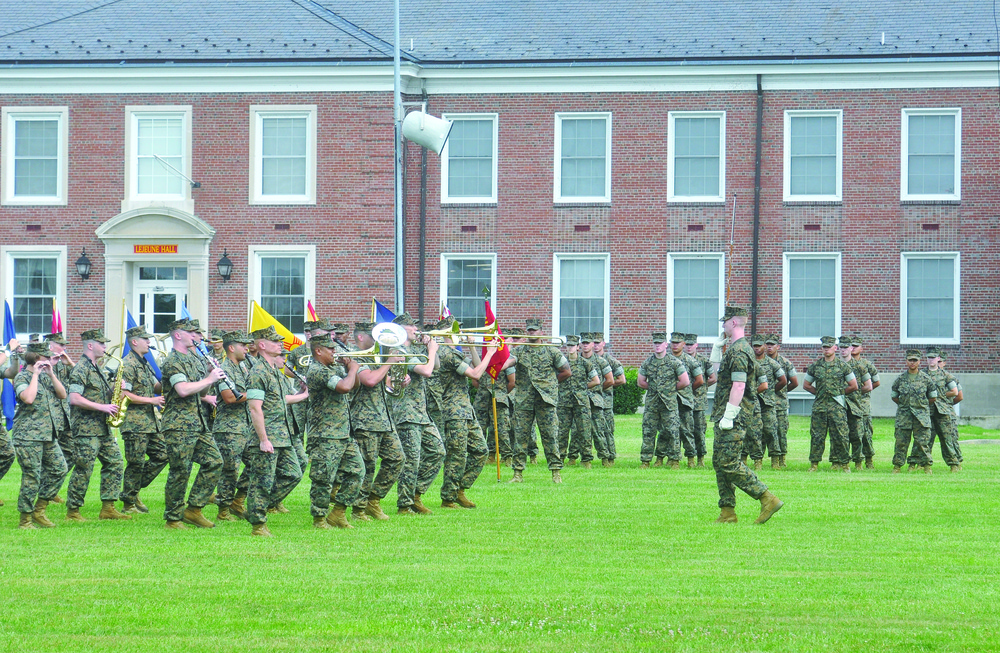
[637,332,689,468]
[850,336,879,469]
[477,364,516,463]
[838,336,870,471]
[891,350,937,472]
[922,348,962,471]
[803,336,858,471]
[596,336,625,464]
[211,331,254,520]
[305,333,365,527]
[670,332,704,468]
[766,334,797,468]
[43,332,75,479]
[245,328,306,535]
[119,326,168,514]
[937,352,964,467]
[66,329,128,519]
[507,328,540,461]
[288,319,327,469]
[510,319,571,483]
[710,306,782,524]
[751,334,785,470]
[685,333,714,467]
[12,343,69,528]
[422,323,448,439]
[187,320,217,434]
[558,335,597,463]
[0,348,19,504]
[581,333,614,465]
[160,320,225,528]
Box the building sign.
[134,245,179,254]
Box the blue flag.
[122,309,163,381]
[2,301,17,430]
[372,299,396,324]
[181,302,191,320]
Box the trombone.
[299,322,428,367]
[418,321,565,347]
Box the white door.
[134,264,188,351]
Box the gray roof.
[0,0,995,66]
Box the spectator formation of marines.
[0,305,968,532]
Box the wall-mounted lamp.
[76,248,92,280]
[217,248,233,281]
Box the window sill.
[440,202,498,209]
[782,200,842,206]
[900,199,961,206]
[554,202,612,208]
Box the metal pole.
[393,0,404,313]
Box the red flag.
[51,298,62,333]
[306,300,318,322]
[482,300,509,380]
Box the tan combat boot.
[687,457,695,468]
[487,454,497,465]
[65,507,87,522]
[529,455,537,465]
[552,470,563,484]
[327,503,354,529]
[50,494,65,504]
[603,459,613,468]
[854,461,862,471]
[364,495,390,521]
[230,490,248,519]
[398,506,419,515]
[313,515,332,529]
[207,492,217,505]
[456,489,477,508]
[950,465,960,473]
[275,502,290,514]
[351,506,373,521]
[697,456,705,468]
[907,464,916,473]
[652,457,664,468]
[831,463,841,472]
[668,460,680,470]
[924,464,933,474]
[715,507,738,523]
[808,463,818,472]
[122,502,141,516]
[581,461,592,469]
[216,506,238,522]
[640,461,650,469]
[500,457,512,466]
[755,491,784,524]
[509,470,524,483]
[753,459,762,472]
[770,456,780,470]
[441,499,461,509]
[779,455,787,468]
[412,493,433,514]
[251,522,272,537]
[133,495,149,513]
[892,466,902,473]
[32,499,56,528]
[181,506,214,528]
[99,501,132,520]
[865,458,875,470]
[566,457,578,466]
[165,520,188,530]
[19,513,37,529]
[842,464,851,473]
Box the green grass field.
[1,416,998,652]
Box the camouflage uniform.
[711,337,768,508]
[424,362,446,437]
[306,356,365,516]
[742,367,765,463]
[558,352,596,461]
[926,367,961,468]
[753,354,783,461]
[851,348,879,463]
[120,351,168,505]
[280,371,309,472]
[349,362,404,508]
[511,344,570,472]
[245,360,304,524]
[212,355,252,509]
[475,368,515,461]
[12,367,69,513]
[67,356,125,509]
[584,350,614,462]
[891,369,937,468]
[637,352,688,463]
[388,343,445,509]
[691,350,712,460]
[0,356,17,487]
[770,350,796,458]
[437,346,487,501]
[804,356,856,466]
[52,359,75,474]
[161,349,223,522]
[673,348,702,462]
[844,356,870,464]
[602,350,625,460]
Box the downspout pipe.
[751,73,763,334]
[417,91,429,325]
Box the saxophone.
[107,355,131,428]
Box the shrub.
[613,366,644,415]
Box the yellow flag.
[248,300,303,351]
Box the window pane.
[557,258,606,336]
[673,117,720,197]
[906,257,955,338]
[444,258,493,327]
[560,117,607,198]
[789,115,837,196]
[673,258,721,337]
[136,116,184,196]
[447,119,494,198]
[261,116,308,196]
[788,258,836,338]
[12,257,57,334]
[260,256,306,334]
[907,114,956,195]
[13,119,59,197]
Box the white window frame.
[249,105,317,206]
[783,109,843,203]
[0,245,68,341]
[666,252,725,343]
[667,110,726,204]
[553,112,612,203]
[900,251,960,345]
[552,253,611,338]
[782,252,842,345]
[439,253,498,322]
[124,105,193,213]
[440,113,498,204]
[901,108,961,202]
[248,244,316,340]
[1,107,69,206]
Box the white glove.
[709,333,729,364]
[719,402,741,430]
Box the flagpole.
[119,297,127,347]
[493,396,501,481]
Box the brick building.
[1,1,998,417]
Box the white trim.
[551,252,611,337]
[900,251,960,345]
[666,252,725,342]
[900,108,961,202]
[1,107,69,206]
[440,113,498,204]
[667,111,726,203]
[248,245,317,338]
[0,245,68,341]
[782,252,842,345]
[438,253,498,318]
[782,109,843,203]
[249,105,317,205]
[553,112,612,203]
[123,105,194,213]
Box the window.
[441,114,498,203]
[668,111,725,203]
[554,112,611,203]
[901,109,961,201]
[553,254,610,337]
[250,105,317,205]
[249,245,316,337]
[667,254,725,341]
[1,107,69,206]
[439,254,497,328]
[125,106,193,211]
[783,110,842,202]
[900,252,959,344]
[782,253,841,344]
[1,246,67,340]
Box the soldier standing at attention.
[12,342,69,529]
[510,319,570,483]
[558,335,598,466]
[0,341,22,508]
[305,333,364,528]
[119,325,167,515]
[581,333,615,468]
[245,327,307,536]
[838,336,872,471]
[710,306,782,524]
[803,335,858,472]
[671,332,704,469]
[508,328,540,464]
[740,335,768,470]
[924,348,962,472]
[685,334,715,468]
[850,336,879,469]
[752,334,786,470]
[637,332,689,469]
[892,349,937,474]
[43,332,73,495]
[212,331,253,522]
[66,329,130,522]
[160,320,226,529]
[765,334,797,468]
[936,351,964,468]
[595,335,626,465]
[208,329,226,363]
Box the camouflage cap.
[565,335,580,346]
[186,318,205,333]
[332,322,350,334]
[167,319,196,332]
[392,312,417,326]
[720,305,749,322]
[670,331,685,343]
[579,332,592,343]
[765,333,779,345]
[851,335,864,347]
[309,332,335,349]
[354,321,375,334]
[314,318,334,332]
[507,327,525,336]
[80,328,112,343]
[251,326,285,342]
[839,335,853,347]
[303,320,321,332]
[820,335,837,346]
[525,318,542,331]
[925,346,940,357]
[125,325,153,341]
[906,349,922,360]
[750,333,766,346]
[422,323,438,332]
[222,330,253,346]
[43,331,67,345]
[684,333,698,345]
[27,342,52,355]
[938,350,948,361]
[652,332,667,343]
[435,318,455,331]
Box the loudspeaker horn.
[401,112,453,155]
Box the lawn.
[0,415,997,653]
